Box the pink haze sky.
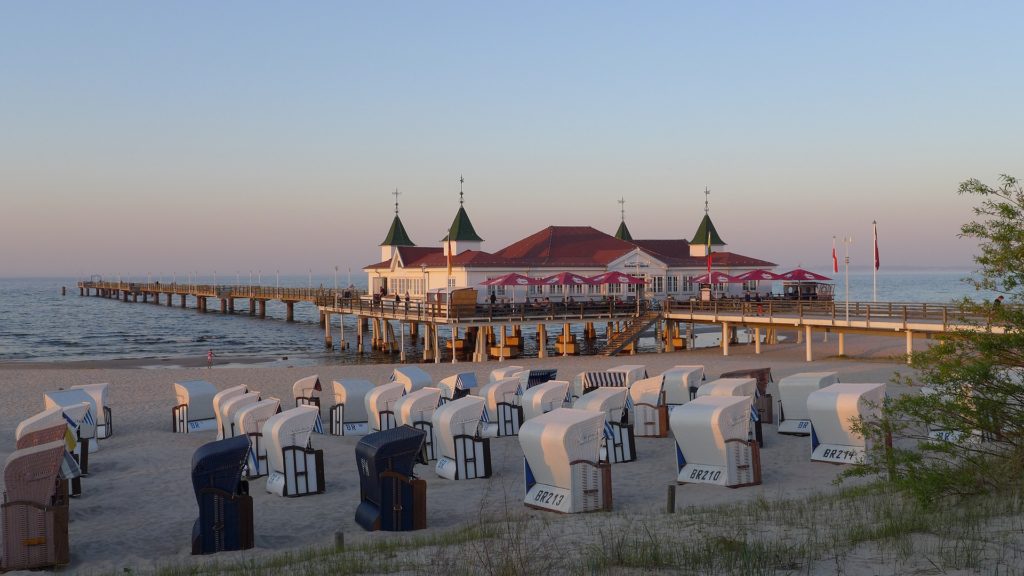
[2,2,1021,279]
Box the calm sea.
[0,270,995,365]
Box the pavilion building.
[365,190,776,303]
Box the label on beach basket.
[188,419,217,433]
[343,422,369,435]
[777,419,811,435]
[677,464,728,485]
[811,444,865,464]
[525,484,572,513]
[436,456,457,481]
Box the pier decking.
[76,280,1004,364]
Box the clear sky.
[2,1,1021,279]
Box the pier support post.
[339,314,346,350]
[324,312,333,349]
[199,297,207,313]
[180,294,187,308]
[805,325,813,362]
[248,298,256,315]
[537,323,547,358]
[220,299,227,314]
[123,291,129,302]
[722,322,730,356]
[400,322,406,363]
[228,298,235,313]
[838,333,845,356]
[423,324,433,361]
[285,301,296,322]
[258,300,267,318]
[451,325,459,364]
[433,324,441,364]
[166,293,172,306]
[665,320,676,353]
[755,327,762,354]
[319,310,326,328]
[906,330,913,364]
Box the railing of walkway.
[663,298,995,327]
[327,296,650,323]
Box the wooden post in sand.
[721,321,730,356]
[537,323,547,359]
[754,327,762,354]
[805,325,813,362]
[838,332,845,356]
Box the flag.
[624,394,634,411]
[447,234,453,276]
[480,407,490,424]
[873,221,880,270]
[832,237,838,274]
[603,420,615,440]
[514,383,523,396]
[248,442,259,472]
[706,230,712,274]
[313,412,324,434]
[83,408,95,426]
[750,400,760,423]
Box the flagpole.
[843,236,853,323]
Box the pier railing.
[325,296,651,324]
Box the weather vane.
[393,188,401,215]
[618,197,626,222]
[704,186,710,215]
[459,174,465,205]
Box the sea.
[0,269,997,366]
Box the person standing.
[207,349,215,368]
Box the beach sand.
[0,334,921,574]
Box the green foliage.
[847,175,1024,503]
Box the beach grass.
[98,480,1024,576]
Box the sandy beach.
[0,335,920,574]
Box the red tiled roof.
[494,226,634,267]
[632,239,775,268]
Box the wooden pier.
[76,280,1005,364]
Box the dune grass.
[106,481,1024,576]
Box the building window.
[448,278,456,289]
[682,276,694,293]
[667,275,678,293]
[550,285,563,294]
[528,285,540,295]
[743,280,758,292]
[609,283,622,294]
[652,276,664,293]
[571,284,583,294]
[494,285,506,296]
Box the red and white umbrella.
[539,272,597,286]
[690,271,742,284]
[779,268,832,282]
[732,269,784,282]
[588,271,646,285]
[479,273,543,286]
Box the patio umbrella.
[779,268,832,281]
[479,273,543,304]
[588,271,646,285]
[690,271,741,284]
[732,269,785,282]
[540,272,595,302]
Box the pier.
[77,280,1004,364]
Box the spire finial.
[618,197,626,222]
[459,174,465,205]
[704,186,710,215]
[393,187,401,215]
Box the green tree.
[848,175,1024,503]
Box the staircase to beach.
[600,310,662,356]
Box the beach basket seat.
[190,435,254,555]
[219,392,261,440]
[212,385,249,440]
[433,397,491,480]
[629,376,668,438]
[521,380,571,422]
[777,372,839,435]
[70,383,112,439]
[390,366,433,394]
[607,364,648,386]
[437,372,477,405]
[40,395,94,478]
[292,375,322,411]
[719,367,774,423]
[670,396,762,488]
[477,377,523,437]
[44,389,99,455]
[697,378,764,448]
[489,365,524,383]
[264,406,325,497]
[519,408,611,513]
[516,368,558,389]
[329,379,375,436]
[572,371,627,400]
[394,388,442,461]
[661,365,706,406]
[354,426,428,531]
[235,398,282,478]
[807,383,886,465]
[573,388,636,464]
[16,409,81,497]
[1,441,71,571]
[365,382,406,432]
[173,380,219,433]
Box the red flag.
[706,230,712,273]
[873,222,879,270]
[832,237,838,274]
[446,235,453,276]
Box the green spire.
[380,214,415,247]
[614,220,633,241]
[445,205,483,242]
[690,214,725,246]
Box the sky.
[2,1,1022,279]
